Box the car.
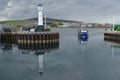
[0,27,12,32]
[30,25,45,32]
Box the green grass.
[0,20,37,28]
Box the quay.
[0,31,59,44]
[104,31,120,42]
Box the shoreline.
[51,27,110,28]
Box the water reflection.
[78,35,88,53]
[18,42,59,75]
[104,39,120,57]
[0,43,13,55]
[0,41,59,75]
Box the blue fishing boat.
[78,32,88,53]
[78,28,88,38]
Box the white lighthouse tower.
[38,3,43,26]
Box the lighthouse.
[38,3,43,26]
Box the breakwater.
[104,31,120,42]
[0,31,59,44]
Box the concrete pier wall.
[0,31,59,44]
[104,31,120,42]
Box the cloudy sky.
[0,0,120,23]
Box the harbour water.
[0,28,120,80]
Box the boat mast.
[44,15,46,30]
[113,16,115,31]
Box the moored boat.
[78,28,88,38]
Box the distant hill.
[27,17,82,23]
[0,18,111,28]
[0,17,82,28]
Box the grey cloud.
[0,0,120,23]
[0,0,9,10]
